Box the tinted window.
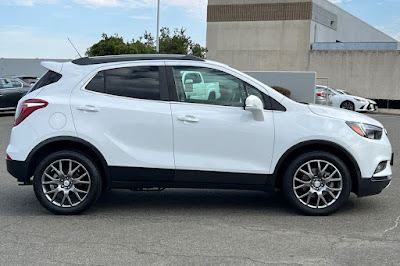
[86,71,105,93]
[105,66,160,100]
[172,66,246,107]
[28,70,62,93]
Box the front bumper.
[356,175,391,197]
[6,159,31,184]
[357,102,378,112]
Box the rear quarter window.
[28,71,62,93]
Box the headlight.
[346,122,383,140]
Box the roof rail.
[72,54,204,65]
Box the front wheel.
[341,101,355,111]
[282,151,351,215]
[33,150,102,215]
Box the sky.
[0,0,399,59]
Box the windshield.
[328,88,340,95]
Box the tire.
[282,151,351,216]
[208,91,216,101]
[340,101,355,111]
[33,150,102,215]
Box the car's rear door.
[70,62,175,182]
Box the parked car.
[336,89,378,111]
[315,87,332,106]
[0,77,31,111]
[316,85,377,112]
[6,55,393,215]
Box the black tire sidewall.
[282,151,351,216]
[341,101,355,111]
[33,150,102,215]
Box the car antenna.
[67,37,83,58]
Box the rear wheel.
[282,151,351,215]
[340,101,355,111]
[33,150,102,215]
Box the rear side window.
[28,71,62,93]
[86,71,105,93]
[86,66,160,100]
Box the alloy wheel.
[41,159,91,208]
[341,102,354,111]
[293,160,343,209]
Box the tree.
[86,28,207,58]
[86,33,156,56]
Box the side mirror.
[184,79,194,84]
[245,95,264,121]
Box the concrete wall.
[0,58,70,77]
[245,71,316,103]
[209,49,400,100]
[207,20,311,52]
[308,50,400,100]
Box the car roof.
[72,54,205,66]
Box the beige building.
[206,0,400,104]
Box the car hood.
[308,104,383,127]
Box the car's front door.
[167,64,275,184]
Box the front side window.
[86,66,160,101]
[245,83,266,108]
[172,66,247,107]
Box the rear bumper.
[356,175,391,197]
[6,159,31,184]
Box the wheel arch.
[340,100,355,107]
[269,140,361,194]
[26,136,111,188]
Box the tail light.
[14,99,48,126]
[6,154,11,160]
[316,92,326,97]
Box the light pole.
[156,0,160,53]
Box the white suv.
[6,55,393,215]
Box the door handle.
[77,105,99,112]
[177,115,199,123]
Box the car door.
[70,63,175,182]
[166,63,275,184]
[0,78,24,108]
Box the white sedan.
[317,86,378,112]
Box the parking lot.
[0,112,399,266]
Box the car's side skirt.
[109,166,271,191]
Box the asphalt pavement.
[0,112,399,265]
